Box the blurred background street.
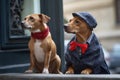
[63,0,120,74]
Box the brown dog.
[64,12,110,74]
[64,16,92,74]
[21,14,61,74]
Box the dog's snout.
[64,24,68,29]
[21,21,25,27]
[21,21,24,25]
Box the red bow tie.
[69,41,88,54]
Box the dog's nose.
[21,21,24,25]
[64,24,68,29]
[21,22,23,25]
[21,21,25,27]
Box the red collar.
[31,28,49,40]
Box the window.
[22,0,41,36]
[0,0,41,49]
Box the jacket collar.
[71,32,94,45]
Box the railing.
[0,73,120,80]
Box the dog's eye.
[30,17,33,20]
[75,20,80,24]
[24,18,26,20]
[29,17,34,22]
[69,19,72,22]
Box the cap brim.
[72,13,80,17]
[72,13,85,21]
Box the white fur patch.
[32,29,41,33]
[25,70,33,73]
[42,68,49,74]
[34,39,45,62]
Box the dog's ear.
[39,14,51,23]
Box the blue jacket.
[65,33,110,74]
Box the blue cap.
[72,12,97,28]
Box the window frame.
[0,0,29,49]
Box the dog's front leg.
[81,68,92,74]
[65,66,74,74]
[42,51,51,74]
[25,51,35,73]
[25,38,35,73]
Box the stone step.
[0,73,120,80]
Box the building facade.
[64,0,120,51]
